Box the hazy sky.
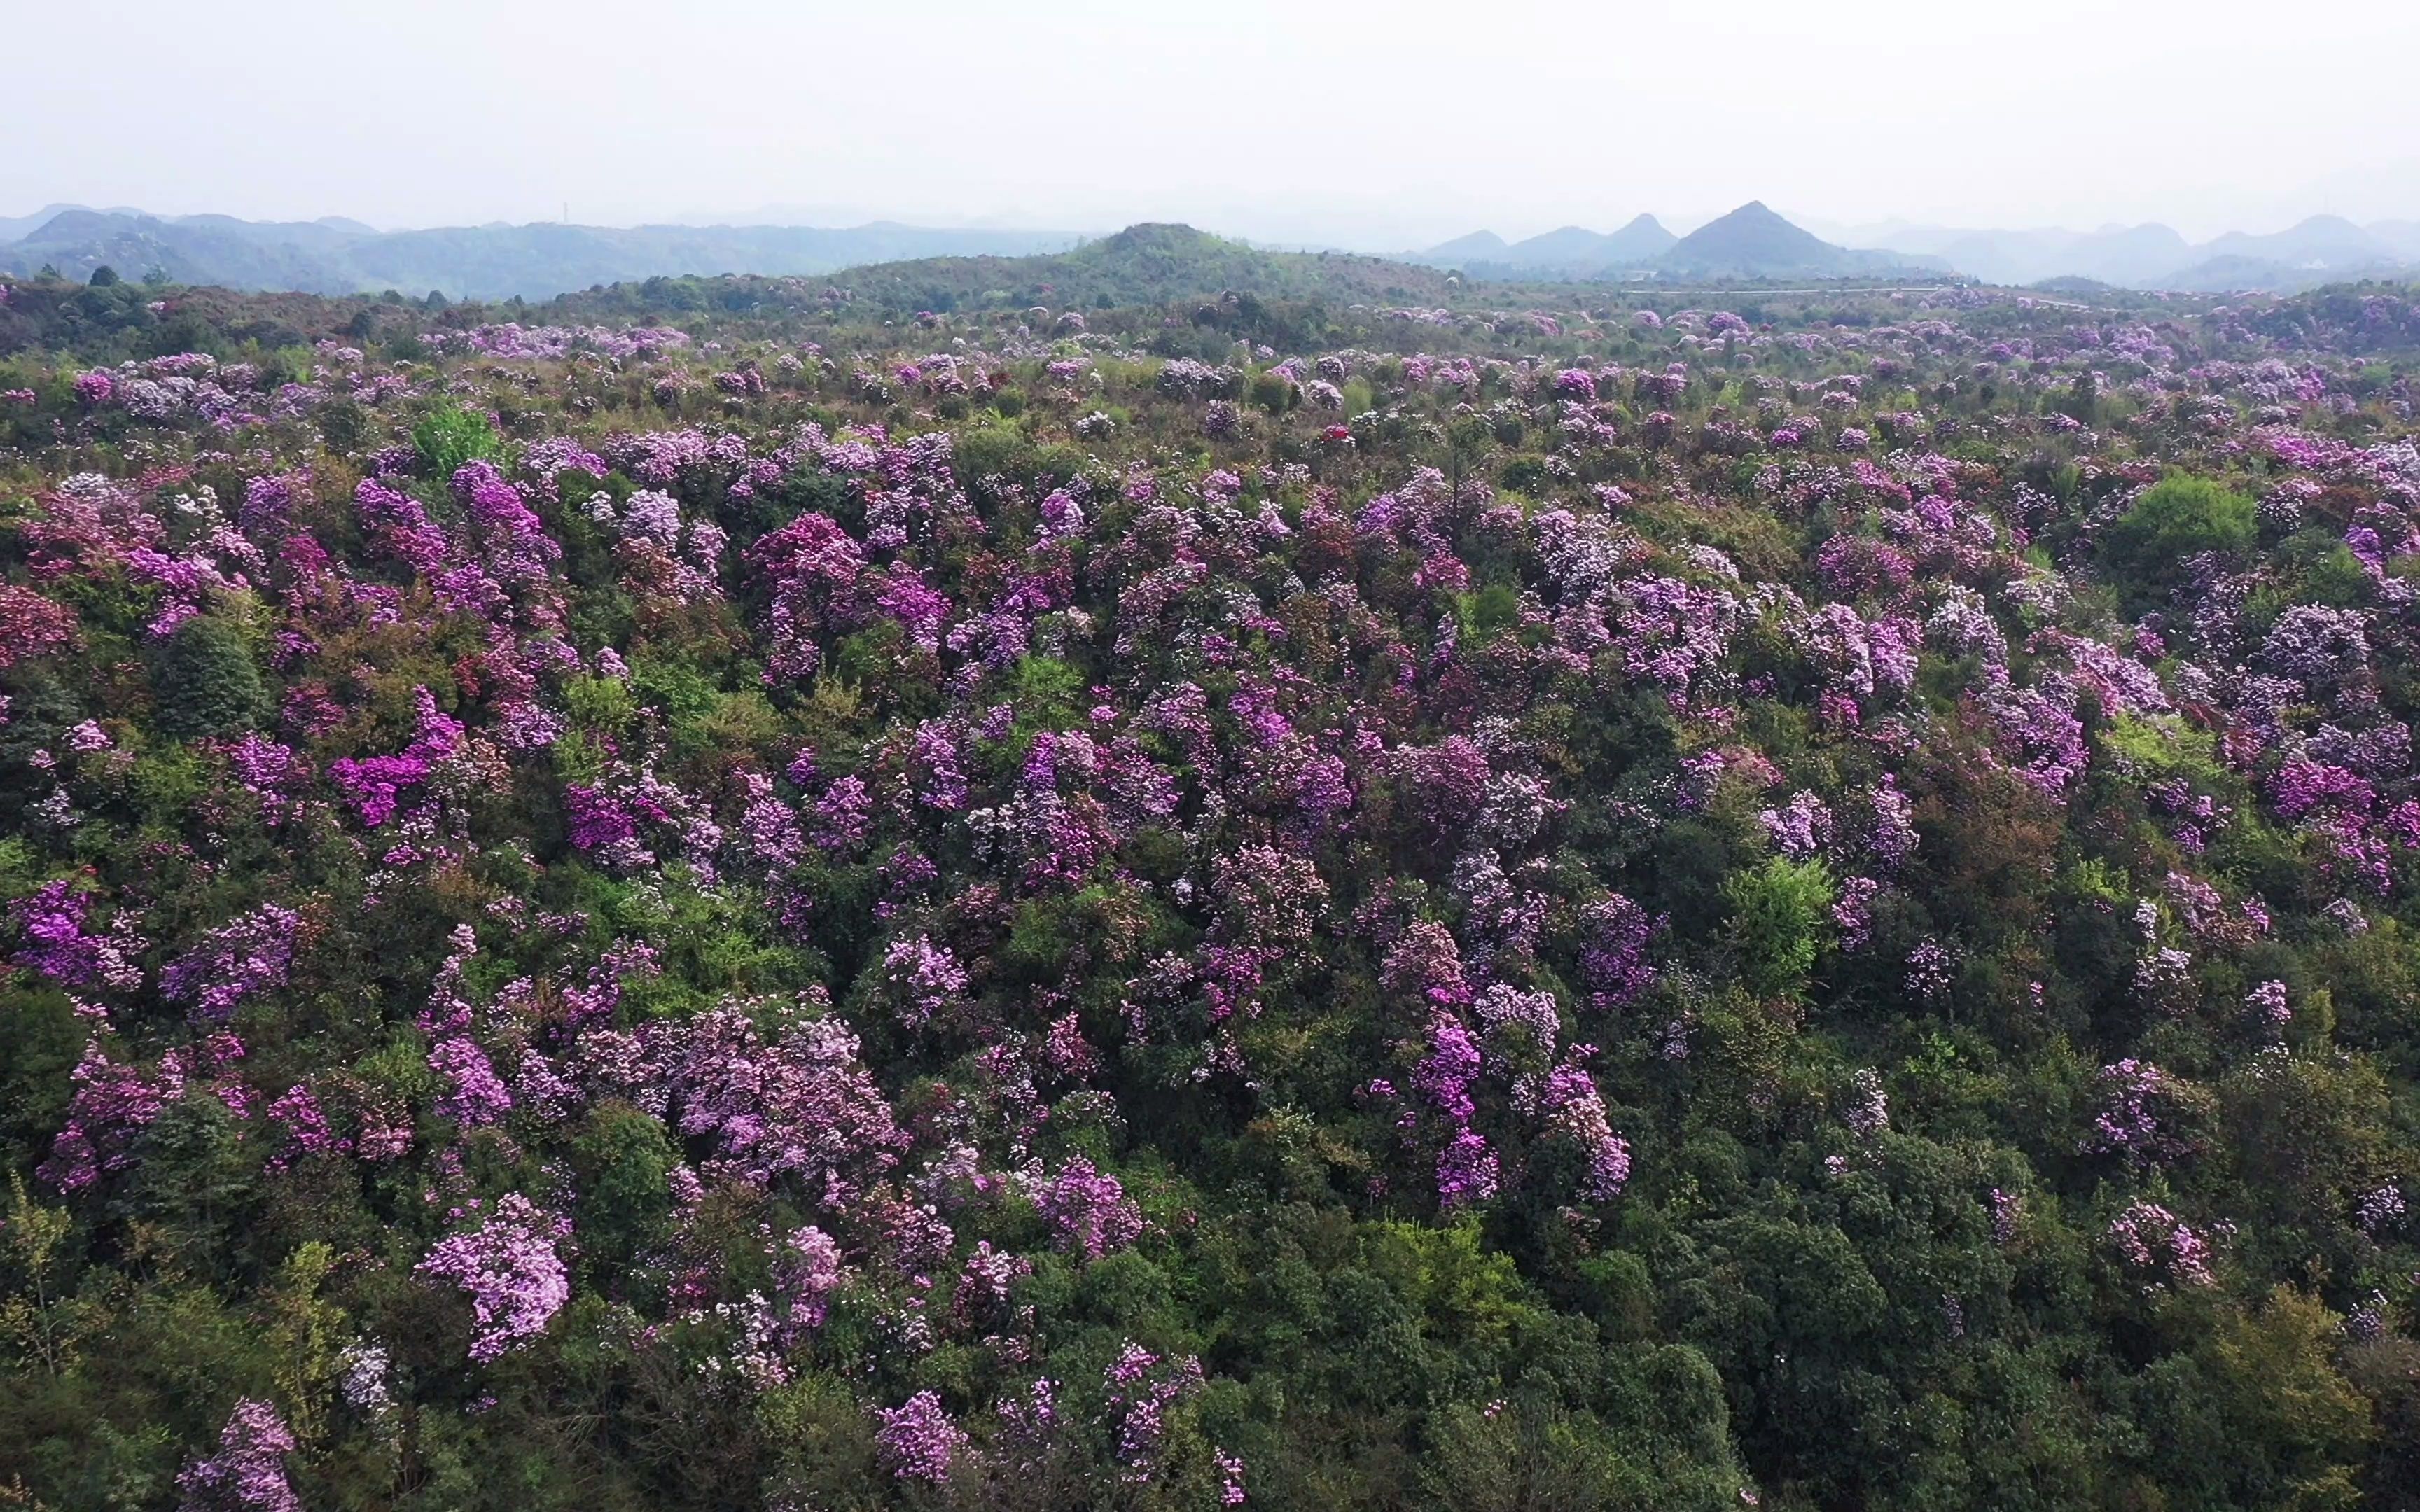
[13,0,2418,246]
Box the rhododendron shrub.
[417,1194,572,1362]
[1,272,2417,1512]
[873,1390,968,1484]
[175,1399,300,1512]
[1036,1154,1143,1258]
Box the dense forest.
[3,259,2420,1511]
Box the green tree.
[570,1102,676,1280]
[2100,474,2255,604]
[2137,1288,2373,1511]
[1725,856,1835,997]
[148,617,265,741]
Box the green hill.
[0,211,1083,300]
[823,223,1463,313]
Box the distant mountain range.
[1410,203,1950,281]
[1823,213,2420,292]
[6,199,2417,300]
[1422,214,1680,275]
[0,206,1083,300]
[809,209,1941,312]
[1418,206,2420,291]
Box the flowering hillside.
[3,272,2420,1511]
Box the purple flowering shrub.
[416,1194,573,1362]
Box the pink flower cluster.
[417,1194,573,1362]
[175,1399,300,1512]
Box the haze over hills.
[0,203,148,243]
[489,223,1468,325]
[1417,215,1678,276]
[6,198,2419,300]
[1655,202,1947,279]
[1417,206,2420,292]
[1837,214,2417,291]
[0,204,1933,311]
[0,209,1083,300]
[1410,203,1940,282]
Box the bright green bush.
[412,400,504,477]
[1724,856,1834,997]
[2100,474,2255,601]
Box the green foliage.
[1724,856,1835,997]
[0,989,83,1171]
[412,400,504,477]
[147,616,266,740]
[569,1104,676,1280]
[2134,1288,2373,1511]
[561,673,637,733]
[2099,474,2255,602]
[0,1174,79,1378]
[113,1096,260,1280]
[949,422,1036,496]
[1006,654,1086,732]
[1418,1389,1669,1512]
[1250,371,1300,414]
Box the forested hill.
[0,216,1456,313]
[4,265,2420,1511]
[6,251,2419,368]
[0,227,1456,359]
[0,210,1082,301]
[812,224,1465,314]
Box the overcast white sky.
[12,0,2418,246]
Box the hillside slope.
[1,212,1083,300]
[823,223,1463,312]
[1653,202,1936,279]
